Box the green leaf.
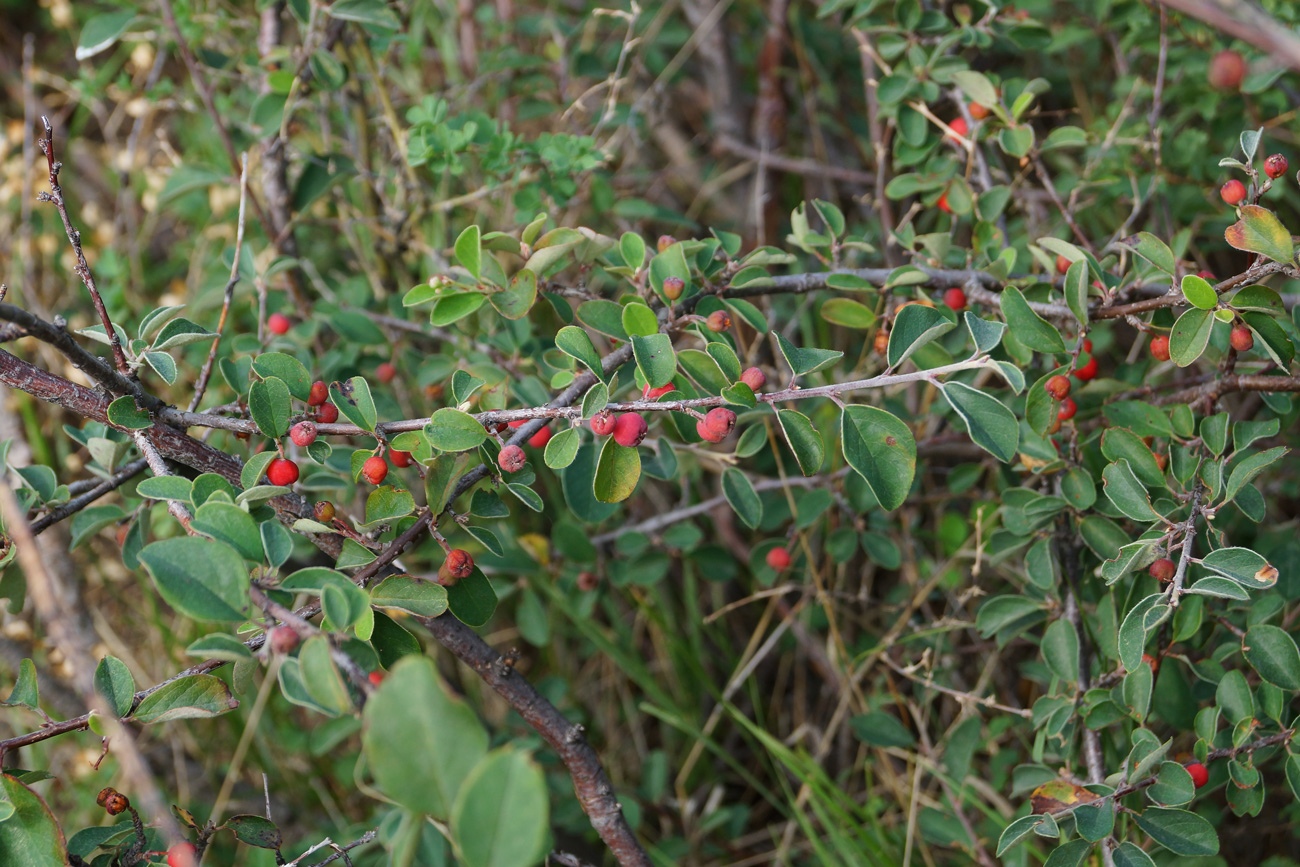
[490,269,537,320]
[131,674,237,724]
[1241,311,1295,367]
[139,537,250,622]
[888,304,955,367]
[619,232,646,270]
[621,303,658,338]
[821,298,877,329]
[364,486,416,526]
[2,659,37,710]
[1102,460,1161,522]
[252,353,312,401]
[184,633,253,663]
[677,349,728,393]
[964,313,1005,354]
[1147,762,1195,807]
[1043,839,1091,867]
[371,575,449,618]
[1000,286,1064,353]
[593,437,640,503]
[0,774,71,865]
[841,406,915,510]
[1128,232,1176,275]
[1225,205,1295,264]
[69,505,124,549]
[1203,547,1278,590]
[775,409,824,475]
[721,468,762,529]
[1064,260,1089,324]
[940,382,1019,462]
[1167,306,1213,367]
[554,326,607,382]
[544,427,580,469]
[425,452,474,516]
[153,318,217,351]
[951,69,999,107]
[1243,625,1300,690]
[143,351,178,385]
[997,815,1055,856]
[106,396,152,430]
[451,747,549,867]
[1133,807,1219,856]
[431,292,486,326]
[580,382,609,418]
[191,502,263,562]
[1181,274,1217,310]
[455,225,482,279]
[248,376,292,439]
[241,451,278,491]
[1225,446,1288,504]
[136,475,194,502]
[298,636,352,715]
[631,333,676,388]
[329,377,378,432]
[1042,618,1079,683]
[92,656,134,719]
[223,815,282,850]
[575,300,628,339]
[425,408,488,452]
[1113,841,1157,867]
[776,332,843,378]
[76,10,136,60]
[849,711,915,748]
[325,0,400,28]
[446,567,498,627]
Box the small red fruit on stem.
[740,367,766,391]
[1149,558,1176,583]
[702,407,736,439]
[317,402,339,423]
[590,410,616,436]
[267,312,291,335]
[361,455,388,485]
[766,547,791,571]
[942,288,967,311]
[1057,398,1077,421]
[96,787,114,807]
[936,192,951,214]
[657,235,677,252]
[1220,179,1247,206]
[696,420,725,443]
[439,549,474,586]
[1074,356,1099,381]
[289,421,317,447]
[663,276,685,300]
[267,458,299,486]
[1207,49,1246,91]
[268,625,300,655]
[368,670,386,686]
[705,310,732,332]
[1150,335,1171,362]
[644,382,675,400]
[104,791,130,816]
[390,449,413,467]
[1266,153,1288,179]
[167,842,198,867]
[307,380,328,406]
[498,444,526,473]
[1045,375,1071,400]
[1230,325,1254,352]
[1187,762,1209,789]
[313,501,336,522]
[945,117,968,140]
[528,425,553,448]
[969,102,989,120]
[612,413,649,448]
[376,362,397,383]
[1055,254,1071,275]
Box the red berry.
[1230,325,1254,352]
[268,625,299,655]
[313,501,336,522]
[390,449,412,467]
[1074,356,1099,381]
[1045,375,1071,400]
[508,419,526,429]
[946,117,968,140]
[1207,49,1246,90]
[289,421,317,447]
[498,444,526,473]
[590,410,616,436]
[942,288,967,311]
[1187,762,1209,789]
[361,455,388,486]
[439,549,474,586]
[267,458,300,487]
[267,312,291,335]
[1055,254,1071,275]
[1150,335,1170,362]
[644,382,675,400]
[612,413,649,448]
[105,792,130,816]
[167,843,198,867]
[1266,154,1288,179]
[1220,179,1247,206]
[317,402,339,424]
[1082,338,1093,353]
[766,546,791,571]
[696,419,726,444]
[740,367,767,391]
[969,102,989,120]
[1149,558,1176,583]
[702,407,736,439]
[577,571,599,591]
[1057,398,1077,421]
[663,276,685,300]
[528,425,553,448]
[657,235,676,252]
[368,670,386,686]
[937,192,951,214]
[376,362,397,383]
[96,787,114,807]
[307,380,328,406]
[1197,270,1216,281]
[705,310,732,332]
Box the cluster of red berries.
[1220,152,1287,206]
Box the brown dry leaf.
[1030,780,1099,815]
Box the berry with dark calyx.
[316,402,339,424]
[937,192,952,214]
[1057,398,1077,421]
[528,425,553,448]
[368,670,386,686]
[268,625,299,655]
[1266,154,1288,179]
[438,549,474,587]
[1207,49,1246,91]
[104,791,130,816]
[267,312,291,335]
[740,367,766,391]
[307,380,329,406]
[267,458,300,487]
[289,421,317,447]
[390,449,413,467]
[1055,254,1071,275]
[945,117,968,140]
[703,407,737,439]
[1220,179,1247,206]
[376,362,397,383]
[1045,375,1071,400]
[1074,356,1099,381]
[313,501,336,522]
[657,235,676,252]
[766,546,791,571]
[705,310,732,332]
[1187,762,1209,789]
[942,287,967,311]
[1149,558,1177,583]
[1230,324,1254,352]
[969,102,989,120]
[577,571,599,591]
[1150,335,1171,362]
[590,410,616,436]
[361,455,388,486]
[97,787,115,808]
[612,413,649,448]
[644,382,676,400]
[696,419,726,443]
[663,276,685,300]
[498,444,526,473]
